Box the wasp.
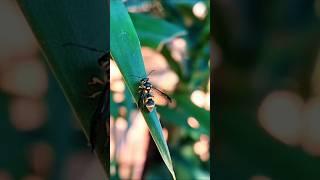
[62,42,109,152]
[136,71,172,112]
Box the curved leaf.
[16,0,109,177]
[130,13,187,50]
[110,0,176,179]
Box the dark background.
[0,0,105,179]
[213,0,320,179]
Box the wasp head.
[140,77,149,84]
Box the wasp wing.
[151,87,172,105]
[90,81,109,152]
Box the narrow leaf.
[110,0,176,179]
[130,13,187,50]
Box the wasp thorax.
[145,82,152,90]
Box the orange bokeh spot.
[191,90,206,108]
[10,98,47,131]
[192,1,208,19]
[188,117,200,129]
[301,98,320,156]
[28,142,54,176]
[0,60,47,98]
[258,91,304,146]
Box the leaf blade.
[130,13,187,50]
[110,0,176,179]
[16,0,109,176]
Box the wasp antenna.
[147,70,156,77]
[62,42,107,54]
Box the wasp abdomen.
[145,99,155,112]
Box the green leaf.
[167,0,199,7]
[130,13,187,50]
[16,0,109,177]
[125,0,152,9]
[110,0,176,179]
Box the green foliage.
[130,13,187,50]
[111,0,210,179]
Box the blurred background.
[0,0,105,179]
[110,0,210,179]
[0,0,210,180]
[213,0,320,179]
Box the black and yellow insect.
[62,42,109,152]
[137,71,172,112]
[88,51,109,152]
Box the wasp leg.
[90,116,97,152]
[88,77,105,85]
[87,78,104,150]
[90,85,109,152]
[138,92,146,110]
[87,76,105,99]
[88,91,102,99]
